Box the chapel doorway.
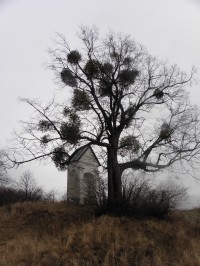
[83,172,95,203]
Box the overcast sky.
[0,0,200,204]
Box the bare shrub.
[0,150,10,186]
[12,171,44,202]
[81,175,108,215]
[43,189,57,202]
[0,187,24,206]
[83,175,188,218]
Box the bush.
[0,186,45,206]
[84,175,188,219]
[14,171,44,202]
[0,171,44,206]
[0,187,24,206]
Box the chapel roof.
[67,145,100,166]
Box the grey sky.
[0,0,200,203]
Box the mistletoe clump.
[67,50,81,64]
[123,57,133,66]
[160,123,172,140]
[72,89,90,110]
[99,77,112,97]
[154,89,164,100]
[61,68,77,87]
[52,147,68,171]
[84,59,100,79]
[98,63,113,97]
[60,113,81,144]
[118,69,139,87]
[40,135,50,145]
[60,122,80,144]
[101,62,113,75]
[119,135,140,157]
[38,120,53,132]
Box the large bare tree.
[9,26,200,208]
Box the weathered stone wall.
[67,166,80,202]
[67,148,99,203]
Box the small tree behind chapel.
[10,26,200,210]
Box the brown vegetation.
[0,201,200,265]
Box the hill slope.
[0,202,200,265]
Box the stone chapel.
[67,146,100,203]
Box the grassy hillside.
[0,202,200,266]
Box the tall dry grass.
[0,201,200,265]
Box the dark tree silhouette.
[15,171,43,201]
[9,26,200,209]
[0,150,9,186]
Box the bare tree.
[16,171,43,201]
[9,26,200,211]
[44,189,57,202]
[0,150,9,186]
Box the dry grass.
[0,202,200,265]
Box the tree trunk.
[107,147,122,209]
